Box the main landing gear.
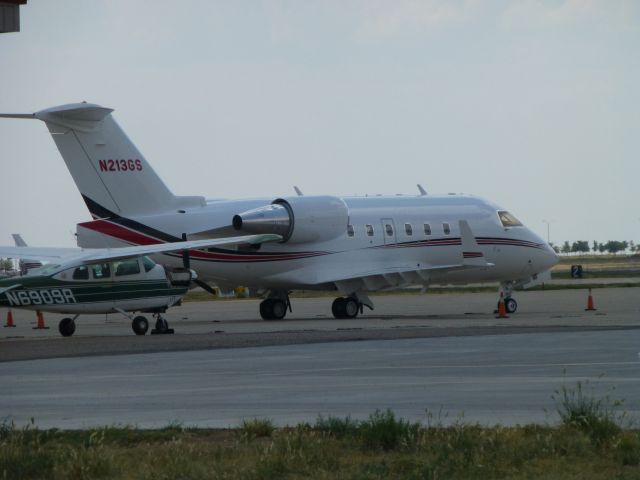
[331,297,360,319]
[259,291,292,320]
[58,316,78,337]
[257,290,374,321]
[331,292,374,319]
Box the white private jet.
[0,103,559,320]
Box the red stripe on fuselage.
[79,219,329,262]
[78,219,160,246]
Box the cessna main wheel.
[58,318,76,337]
[132,316,149,335]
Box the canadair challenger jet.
[0,103,559,320]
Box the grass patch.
[553,380,625,446]
[2,418,640,479]
[240,418,275,440]
[2,385,638,479]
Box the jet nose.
[542,243,560,270]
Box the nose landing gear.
[497,281,518,314]
[151,312,174,334]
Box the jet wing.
[0,234,282,266]
[316,220,494,290]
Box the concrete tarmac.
[1,329,638,429]
[1,288,638,361]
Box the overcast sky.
[0,0,638,247]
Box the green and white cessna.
[0,234,280,337]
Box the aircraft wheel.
[260,299,287,320]
[331,297,346,319]
[132,316,149,335]
[343,297,360,319]
[259,299,274,320]
[271,299,287,320]
[58,318,76,337]
[505,297,518,314]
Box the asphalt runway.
[1,288,638,429]
[1,329,638,429]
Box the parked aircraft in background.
[0,234,280,336]
[0,103,559,320]
[12,234,43,274]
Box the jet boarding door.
[381,218,397,245]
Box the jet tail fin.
[1,103,205,219]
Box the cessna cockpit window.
[498,211,523,227]
[114,259,141,277]
[72,266,89,280]
[92,263,111,280]
[142,256,156,272]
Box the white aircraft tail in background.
[11,234,43,274]
[1,103,559,321]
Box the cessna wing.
[0,234,282,267]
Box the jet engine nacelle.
[232,195,349,244]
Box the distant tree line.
[550,240,639,255]
[0,258,14,271]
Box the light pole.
[542,219,554,244]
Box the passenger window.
[405,223,413,236]
[91,263,111,280]
[114,259,141,277]
[366,224,374,236]
[443,223,451,235]
[72,266,89,280]
[347,224,354,237]
[424,223,431,236]
[385,224,394,236]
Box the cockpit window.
[114,259,141,277]
[142,256,156,272]
[72,266,89,280]
[498,211,523,227]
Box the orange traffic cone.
[585,288,596,311]
[33,310,49,330]
[4,310,15,328]
[496,292,509,318]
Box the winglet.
[417,184,427,196]
[459,220,492,267]
[294,186,304,196]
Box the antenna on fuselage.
[417,184,427,196]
